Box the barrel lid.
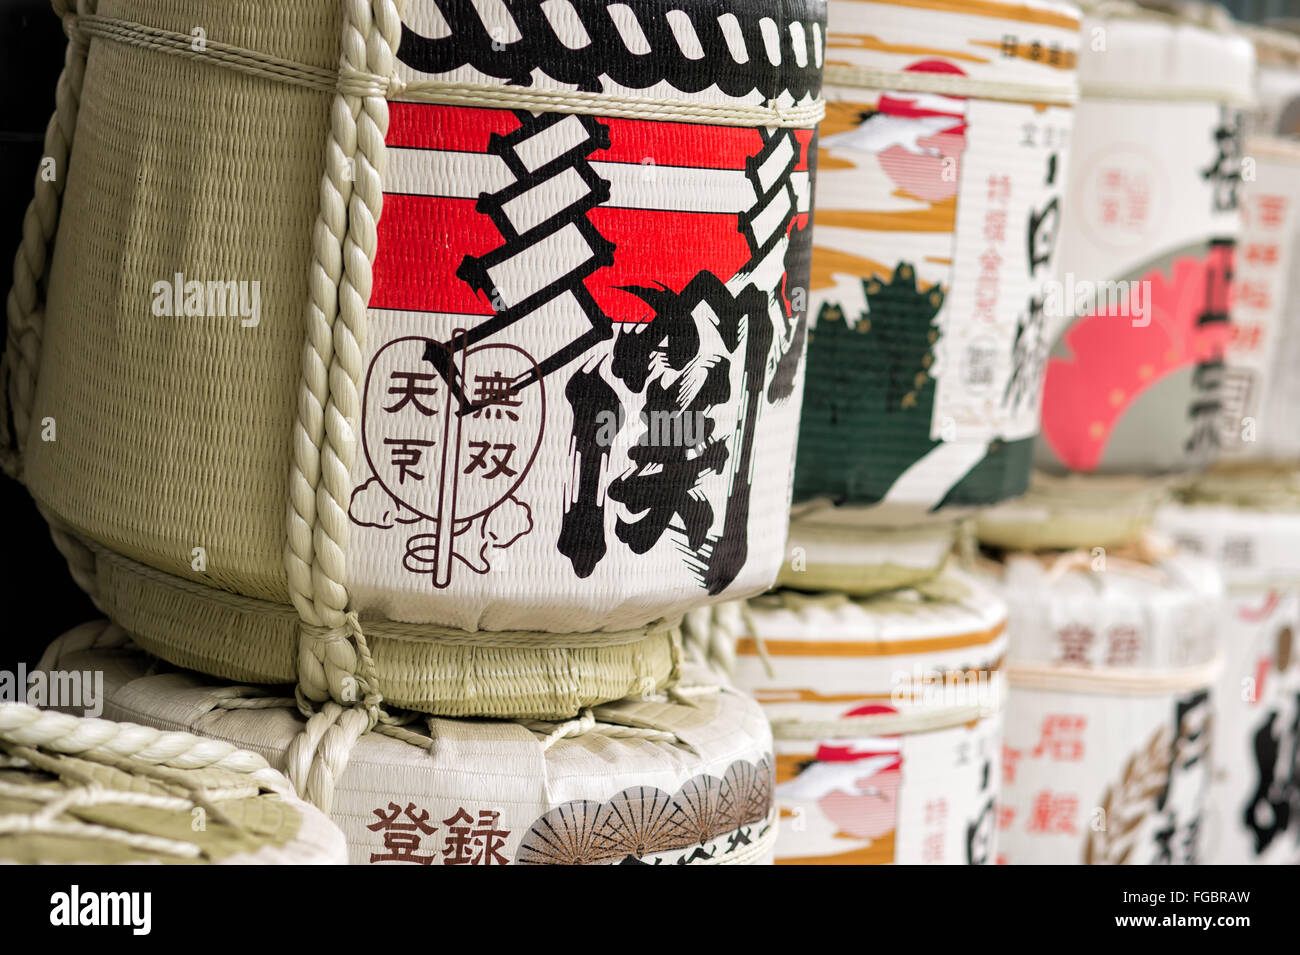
[736,570,1008,732]
[1241,24,1300,137]
[975,471,1169,550]
[778,512,956,595]
[746,568,1007,651]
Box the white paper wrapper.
[976,548,1224,864]
[1156,499,1300,589]
[1035,7,1254,475]
[347,0,828,632]
[36,623,777,866]
[1154,496,1300,863]
[1230,34,1300,460]
[994,550,1222,667]
[999,678,1215,865]
[1205,587,1300,864]
[794,0,1079,521]
[736,570,1008,863]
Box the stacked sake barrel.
[2,0,829,863]
[1219,25,1300,461]
[687,571,1007,864]
[39,622,777,866]
[968,1,1254,864]
[975,549,1223,864]
[977,0,1256,548]
[682,0,1083,864]
[1157,478,1300,863]
[1157,17,1300,853]
[788,0,1082,590]
[1151,25,1300,866]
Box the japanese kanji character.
[385,371,441,416]
[463,440,518,479]
[368,802,438,865]
[471,370,523,420]
[384,438,436,484]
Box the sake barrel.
[1034,2,1254,475]
[730,571,1008,864]
[791,0,1081,523]
[1157,489,1300,863]
[1231,27,1300,462]
[979,547,1224,864]
[0,700,345,864]
[2,0,828,716]
[36,621,778,866]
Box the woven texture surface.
[0,648,346,864]
[1035,10,1250,475]
[82,535,683,718]
[24,0,340,603]
[975,471,1170,550]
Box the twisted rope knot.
[336,63,404,98]
[60,13,84,45]
[56,0,95,48]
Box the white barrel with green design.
[792,0,1080,524]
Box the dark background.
[0,0,1298,672]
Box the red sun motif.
[1040,246,1236,471]
[873,61,968,204]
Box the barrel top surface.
[747,569,1008,647]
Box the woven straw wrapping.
[974,470,1174,551]
[975,545,1225,864]
[24,0,340,603]
[38,622,777,866]
[792,0,1080,524]
[10,0,829,717]
[724,569,1008,864]
[0,696,346,864]
[777,509,957,595]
